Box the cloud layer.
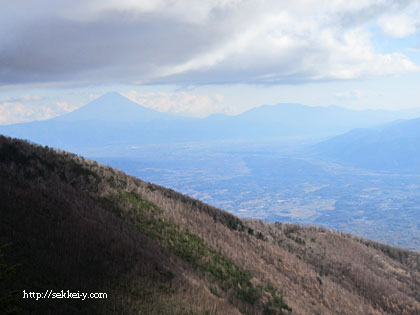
[123,90,229,117]
[0,95,80,124]
[1,0,419,86]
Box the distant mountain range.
[1,92,420,151]
[316,117,420,172]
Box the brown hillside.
[1,135,420,314]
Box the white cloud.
[0,102,40,125]
[55,101,80,113]
[0,97,79,125]
[335,89,379,100]
[0,94,48,124]
[123,91,231,117]
[0,0,419,86]
[379,13,418,38]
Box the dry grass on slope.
[67,142,420,314]
[2,135,420,314]
[0,136,240,315]
[246,221,420,314]
[131,181,420,314]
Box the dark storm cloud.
[0,0,418,87]
[0,11,227,85]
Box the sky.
[1,0,420,124]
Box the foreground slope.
[1,135,420,314]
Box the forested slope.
[1,135,420,314]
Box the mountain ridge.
[316,117,420,172]
[55,92,180,122]
[2,93,420,151]
[1,135,420,314]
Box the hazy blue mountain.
[55,92,177,122]
[0,92,186,149]
[316,117,420,172]
[194,103,420,143]
[223,103,420,137]
[1,92,420,150]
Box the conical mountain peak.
[55,92,172,122]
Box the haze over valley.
[3,93,420,250]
